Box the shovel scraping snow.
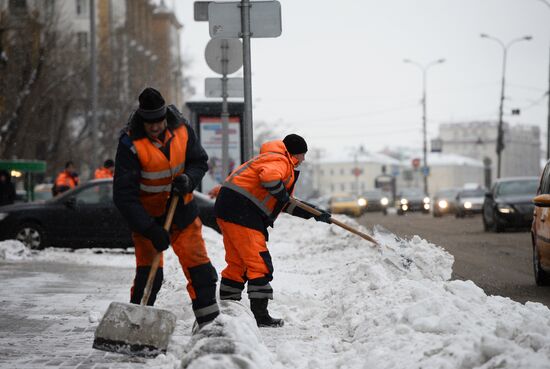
[290,198,379,246]
[93,196,180,357]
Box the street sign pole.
[221,40,230,179]
[240,0,254,160]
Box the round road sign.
[205,38,243,75]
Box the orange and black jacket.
[54,171,79,194]
[215,140,313,238]
[94,167,113,179]
[113,105,208,234]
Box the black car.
[396,188,430,215]
[482,177,538,232]
[432,188,460,217]
[0,179,219,250]
[361,189,390,213]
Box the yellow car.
[329,193,367,217]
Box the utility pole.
[480,33,532,178]
[403,58,446,196]
[89,0,98,173]
[240,0,254,160]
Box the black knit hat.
[283,134,308,155]
[103,159,114,168]
[137,87,167,123]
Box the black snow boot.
[250,298,284,327]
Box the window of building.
[340,183,345,191]
[9,0,26,11]
[340,168,344,175]
[44,0,55,17]
[76,0,88,16]
[330,169,334,176]
[77,32,88,50]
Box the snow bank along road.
[360,212,550,307]
[1,214,550,368]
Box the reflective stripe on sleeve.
[223,181,273,217]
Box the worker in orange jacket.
[215,134,331,327]
[94,159,114,179]
[113,87,219,329]
[53,161,79,196]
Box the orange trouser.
[131,217,213,302]
[217,219,274,300]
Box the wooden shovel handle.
[141,195,179,306]
[290,197,379,246]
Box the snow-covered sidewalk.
[1,214,550,369]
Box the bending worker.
[215,134,331,327]
[94,159,115,179]
[113,87,219,328]
[53,161,79,195]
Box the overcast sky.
[172,0,550,157]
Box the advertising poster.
[199,116,241,194]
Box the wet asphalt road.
[359,211,550,308]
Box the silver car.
[455,187,486,218]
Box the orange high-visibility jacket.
[222,140,296,219]
[55,171,79,189]
[131,126,193,217]
[94,167,113,179]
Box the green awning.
[0,160,47,173]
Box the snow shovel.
[290,197,379,246]
[93,195,179,357]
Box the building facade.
[436,121,540,184]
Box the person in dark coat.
[113,87,219,329]
[0,170,16,206]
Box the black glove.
[268,180,289,204]
[314,209,332,224]
[144,224,170,252]
[173,174,194,195]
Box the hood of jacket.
[259,140,299,166]
[126,104,186,139]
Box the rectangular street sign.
[205,77,244,98]
[208,1,282,38]
[194,1,210,21]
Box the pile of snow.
[0,240,32,261]
[3,214,550,368]
[0,240,135,267]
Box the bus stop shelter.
[0,160,47,202]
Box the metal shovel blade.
[93,301,177,357]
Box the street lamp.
[480,33,532,178]
[403,58,446,196]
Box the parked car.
[432,188,460,217]
[482,176,538,232]
[328,193,366,217]
[531,160,550,286]
[0,179,219,250]
[396,188,430,215]
[455,187,486,218]
[360,189,390,213]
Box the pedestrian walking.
[0,169,16,206]
[215,134,331,327]
[94,159,114,179]
[113,87,219,329]
[53,161,79,196]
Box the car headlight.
[0,212,8,221]
[380,197,389,206]
[464,201,472,209]
[438,200,448,209]
[497,204,514,214]
[401,204,408,211]
[400,198,408,205]
[423,203,430,210]
[357,198,367,207]
[423,197,430,204]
